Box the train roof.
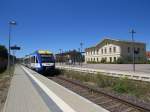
[23,50,53,58]
[36,50,53,54]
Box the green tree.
[116,57,124,64]
[0,45,8,73]
[0,45,8,59]
[101,58,106,63]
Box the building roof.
[85,38,145,51]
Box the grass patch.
[0,66,15,78]
[61,69,150,102]
[0,66,14,110]
[113,77,134,93]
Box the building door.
[110,57,112,63]
[114,57,116,62]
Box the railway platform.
[3,65,109,112]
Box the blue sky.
[0,0,150,57]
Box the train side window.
[31,57,32,63]
[36,57,38,63]
[33,56,35,63]
[31,56,35,63]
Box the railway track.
[48,76,150,112]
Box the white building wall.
[85,44,121,63]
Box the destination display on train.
[38,50,52,54]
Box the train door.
[30,56,36,69]
[35,56,40,68]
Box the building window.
[91,58,92,61]
[114,57,116,62]
[31,56,35,63]
[36,57,38,63]
[97,50,99,55]
[109,47,112,53]
[101,49,103,54]
[105,48,107,54]
[113,47,116,53]
[128,47,130,53]
[97,58,99,62]
[135,48,140,54]
[110,57,112,62]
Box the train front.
[38,50,55,73]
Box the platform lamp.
[80,42,83,67]
[8,20,17,77]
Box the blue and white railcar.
[23,50,55,73]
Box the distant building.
[85,38,146,63]
[55,50,84,64]
[146,52,150,60]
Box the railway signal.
[129,29,136,72]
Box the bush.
[62,70,150,100]
[146,60,150,64]
[116,57,132,64]
[116,57,124,64]
[136,57,146,64]
[113,77,134,93]
[101,58,106,63]
[96,74,112,87]
[0,45,8,59]
[0,45,8,73]
[116,56,147,64]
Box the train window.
[36,57,38,63]
[41,54,54,63]
[31,56,35,63]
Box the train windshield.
[41,54,54,63]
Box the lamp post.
[80,42,83,67]
[78,48,80,65]
[129,29,136,72]
[61,49,64,65]
[8,20,17,77]
[59,49,62,65]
